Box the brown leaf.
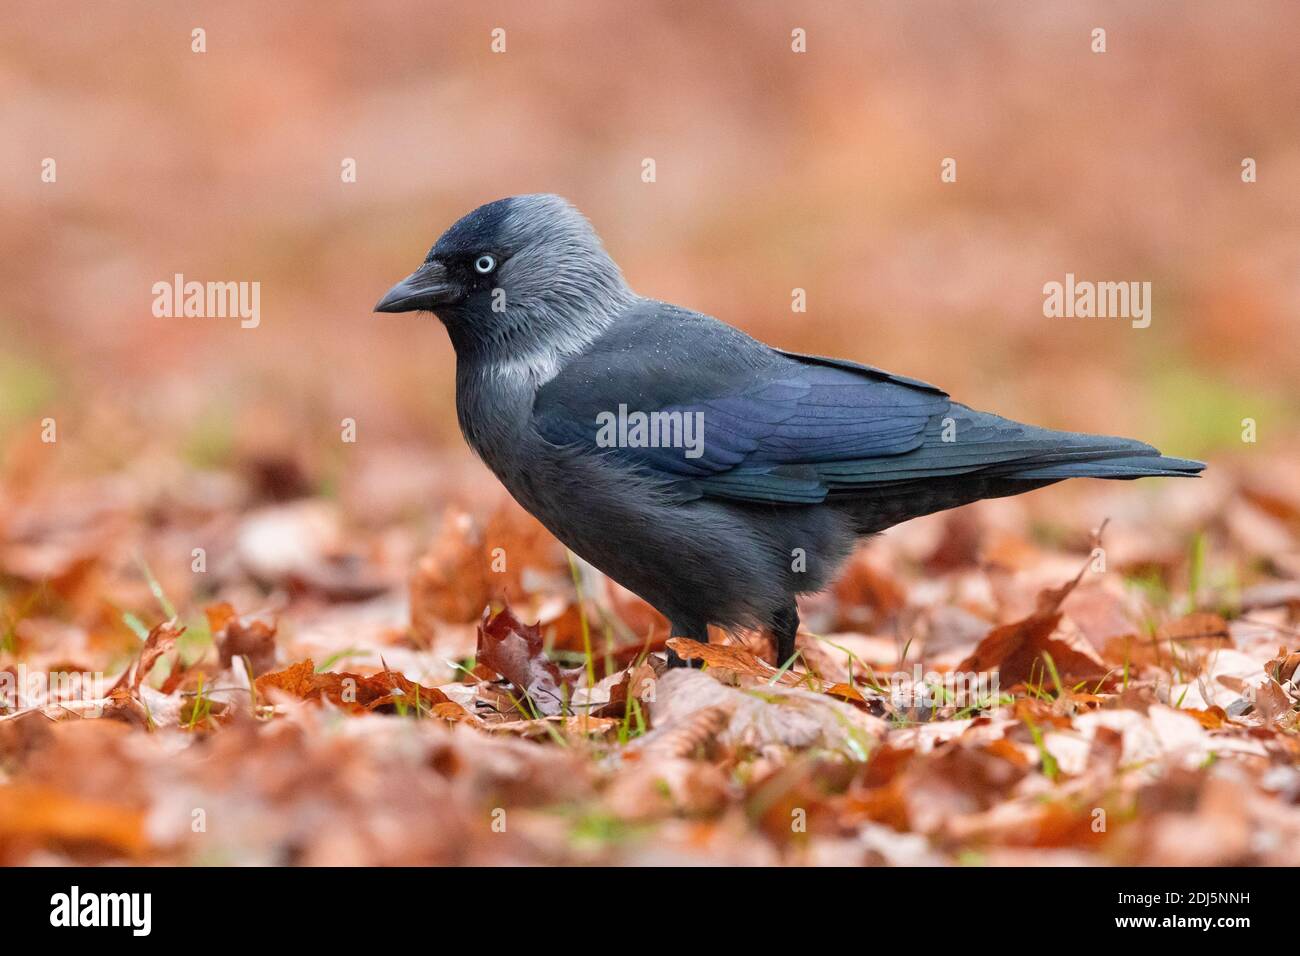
[1265,647,1300,685]
[1012,697,1073,730]
[409,504,569,640]
[1254,678,1293,725]
[110,618,185,695]
[639,704,732,759]
[487,715,619,739]
[826,682,868,706]
[1061,583,1138,650]
[957,566,1104,686]
[665,637,806,687]
[894,740,1032,835]
[254,659,320,700]
[649,668,885,756]
[604,756,731,820]
[590,660,657,719]
[207,601,278,676]
[254,658,465,718]
[475,605,577,716]
[409,508,492,635]
[1185,706,1228,729]
[158,659,201,697]
[367,660,470,718]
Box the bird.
[376,194,1205,668]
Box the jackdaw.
[376,194,1204,667]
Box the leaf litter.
[3,457,1300,865]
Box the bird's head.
[375,194,633,364]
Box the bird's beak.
[374,260,457,313]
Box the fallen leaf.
[665,637,806,687]
[826,682,868,706]
[1265,647,1300,684]
[487,714,618,739]
[254,658,465,719]
[957,566,1105,686]
[649,669,885,757]
[208,601,279,676]
[109,618,185,696]
[1254,678,1293,725]
[638,704,733,759]
[589,659,657,719]
[1184,706,1228,729]
[475,605,579,716]
[604,756,731,820]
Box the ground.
[2,443,1298,866]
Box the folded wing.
[532,307,1203,505]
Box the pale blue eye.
[474,254,496,274]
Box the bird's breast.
[453,362,542,477]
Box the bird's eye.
[473,254,497,274]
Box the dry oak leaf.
[665,637,807,687]
[255,659,467,719]
[957,566,1104,686]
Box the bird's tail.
[1008,452,1205,480]
[916,405,1207,482]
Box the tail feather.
[918,407,1206,483]
[1009,453,1205,480]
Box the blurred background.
[2,0,1299,867]
[0,0,1297,610]
[3,0,1297,484]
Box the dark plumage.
[376,195,1205,666]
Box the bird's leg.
[772,603,799,668]
[665,620,707,669]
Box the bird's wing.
[531,306,950,504]
[532,305,1202,505]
